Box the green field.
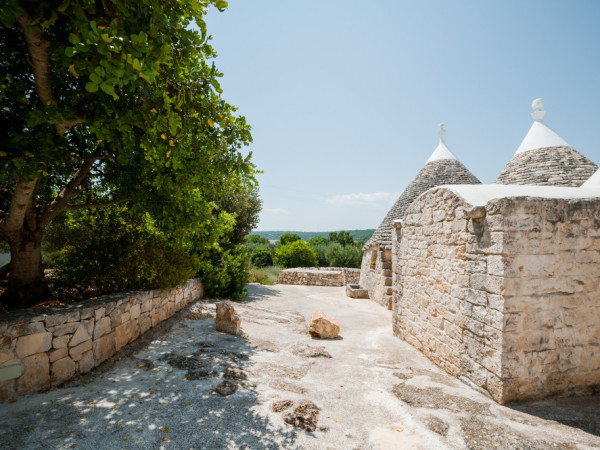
[251,229,375,242]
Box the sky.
[204,0,600,231]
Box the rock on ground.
[308,311,340,339]
[215,301,241,335]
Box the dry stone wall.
[0,279,203,402]
[397,187,600,403]
[359,246,393,309]
[277,268,359,287]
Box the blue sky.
[205,1,600,231]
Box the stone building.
[360,125,480,309]
[386,100,600,403]
[495,98,597,186]
[393,184,600,403]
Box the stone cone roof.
[495,146,598,187]
[495,100,597,187]
[365,136,480,248]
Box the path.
[0,284,598,449]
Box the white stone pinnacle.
[426,123,457,163]
[514,98,569,155]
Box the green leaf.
[89,73,102,84]
[214,0,228,11]
[57,0,71,12]
[85,82,98,93]
[65,47,76,57]
[101,34,112,43]
[100,82,115,96]
[132,58,142,71]
[94,66,106,77]
[40,10,58,29]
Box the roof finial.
[438,123,446,143]
[531,98,546,121]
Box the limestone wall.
[359,246,393,309]
[498,197,600,402]
[0,279,203,402]
[397,187,600,403]
[277,268,359,287]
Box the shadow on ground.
[243,284,282,303]
[509,395,600,438]
[0,302,302,449]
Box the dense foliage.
[0,0,257,307]
[279,233,301,246]
[250,229,374,242]
[250,247,272,268]
[45,207,197,299]
[324,242,362,267]
[273,240,318,269]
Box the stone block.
[49,347,68,363]
[93,316,111,339]
[9,321,45,337]
[115,321,137,352]
[16,333,52,358]
[130,304,141,321]
[44,314,67,328]
[93,332,115,365]
[94,306,106,321]
[51,357,76,384]
[140,317,152,335]
[0,349,15,365]
[70,340,92,362]
[18,353,49,394]
[52,322,80,337]
[0,379,16,402]
[69,319,94,348]
[78,351,95,374]
[80,308,94,320]
[52,334,71,349]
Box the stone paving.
[0,284,598,449]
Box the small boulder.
[215,301,241,335]
[308,312,340,339]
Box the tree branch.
[15,5,84,135]
[39,148,104,227]
[0,178,38,233]
[65,197,131,211]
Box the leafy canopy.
[0,0,254,240]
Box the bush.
[309,243,329,267]
[199,243,249,300]
[279,233,301,246]
[250,247,273,267]
[46,208,197,300]
[274,240,318,268]
[325,242,362,268]
[248,265,281,285]
[307,237,329,246]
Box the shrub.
[325,242,362,268]
[199,243,249,300]
[274,240,318,268]
[309,243,329,267]
[308,237,329,246]
[248,265,281,285]
[250,247,273,267]
[46,208,197,300]
[279,233,301,246]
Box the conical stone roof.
[582,168,600,188]
[495,99,597,187]
[365,125,480,248]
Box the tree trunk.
[1,230,50,309]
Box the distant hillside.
[251,229,375,243]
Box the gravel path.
[0,284,598,449]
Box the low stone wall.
[0,279,203,402]
[277,268,360,287]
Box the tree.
[0,0,254,307]
[307,237,329,246]
[247,234,270,246]
[279,233,301,246]
[329,231,354,246]
[325,242,362,268]
[250,247,272,268]
[274,240,317,269]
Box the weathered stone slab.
[16,333,52,359]
[308,312,340,339]
[215,302,241,335]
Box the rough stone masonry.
[395,186,600,403]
